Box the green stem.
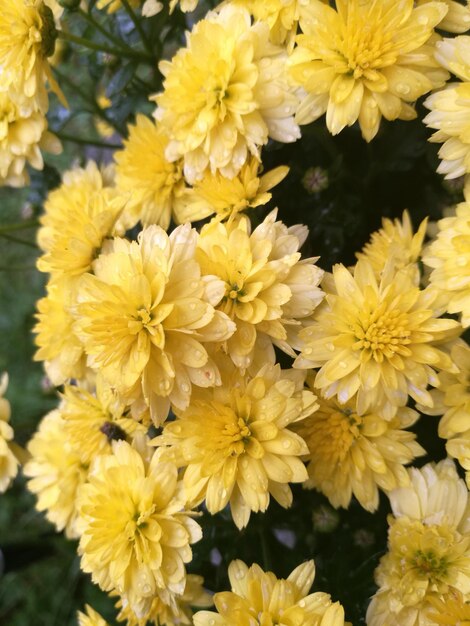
[0,220,39,234]
[77,8,137,54]
[58,30,152,63]
[55,131,122,149]
[0,233,38,248]
[120,0,154,57]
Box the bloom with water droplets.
[114,574,213,626]
[77,605,109,626]
[78,440,202,619]
[418,341,470,488]
[422,199,470,326]
[196,210,324,370]
[356,210,428,279]
[115,115,187,231]
[153,360,316,529]
[289,0,449,141]
[367,460,470,626]
[193,560,349,626]
[294,259,461,417]
[24,409,88,538]
[154,5,300,182]
[295,375,425,512]
[175,156,288,224]
[0,373,21,493]
[73,224,235,424]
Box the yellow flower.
[96,0,140,14]
[367,460,470,626]
[289,0,449,141]
[34,277,86,386]
[420,0,470,33]
[419,342,470,488]
[60,375,148,465]
[356,210,428,279]
[295,375,425,512]
[424,36,470,179]
[0,373,21,493]
[0,0,61,113]
[169,0,198,12]
[193,560,349,626]
[37,161,116,252]
[0,91,60,187]
[114,115,186,230]
[153,360,316,529]
[24,409,88,538]
[114,574,213,626]
[77,605,109,626]
[73,224,235,424]
[154,5,300,182]
[422,199,470,326]
[176,157,289,224]
[78,440,202,618]
[294,259,460,418]
[196,210,324,369]
[427,592,470,625]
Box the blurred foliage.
[0,1,462,625]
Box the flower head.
[424,36,470,179]
[0,373,20,492]
[153,360,316,529]
[294,259,460,417]
[422,199,470,326]
[193,560,349,626]
[197,210,324,369]
[154,5,300,182]
[295,376,425,512]
[0,0,61,113]
[289,0,449,141]
[356,210,428,279]
[114,115,186,231]
[24,409,89,538]
[73,224,235,424]
[78,440,202,618]
[175,157,288,224]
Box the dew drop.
[181,383,190,393]
[299,600,306,608]
[395,82,411,96]
[326,342,335,352]
[282,439,291,449]
[235,570,245,580]
[142,584,152,594]
[189,302,196,311]
[339,361,348,369]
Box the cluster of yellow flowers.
[2,0,470,624]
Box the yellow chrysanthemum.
[427,592,470,625]
[0,373,21,493]
[367,460,470,626]
[419,341,470,488]
[60,375,147,465]
[153,360,316,529]
[154,5,300,182]
[421,0,470,32]
[289,0,449,141]
[294,259,460,417]
[193,560,349,626]
[114,115,186,230]
[196,210,324,369]
[78,440,202,618]
[96,0,140,14]
[73,224,235,424]
[175,157,288,224]
[37,161,117,253]
[77,605,109,626]
[424,36,470,178]
[295,376,425,512]
[0,0,61,113]
[356,210,428,279]
[34,277,86,385]
[422,199,470,326]
[0,91,60,187]
[114,574,213,626]
[24,409,89,539]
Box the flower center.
[310,408,362,463]
[353,308,411,361]
[411,549,449,580]
[226,282,245,301]
[222,415,251,457]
